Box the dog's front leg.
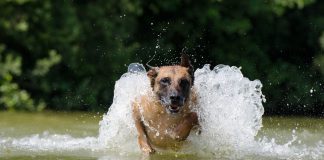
[171,112,199,141]
[132,103,155,154]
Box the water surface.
[1,112,324,159]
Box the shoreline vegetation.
[0,0,323,116]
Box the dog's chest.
[140,105,188,149]
[141,104,186,135]
[142,106,181,127]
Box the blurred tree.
[0,0,141,111]
[0,0,323,115]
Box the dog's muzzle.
[167,105,181,113]
[167,96,185,114]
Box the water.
[1,64,324,159]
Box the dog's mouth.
[167,105,181,114]
[160,96,185,114]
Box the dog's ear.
[147,67,159,88]
[180,54,191,68]
[180,54,194,84]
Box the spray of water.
[98,63,150,153]
[186,64,265,157]
[1,63,324,159]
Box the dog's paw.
[138,137,155,155]
[141,145,155,155]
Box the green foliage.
[314,55,324,75]
[0,45,21,76]
[274,0,315,8]
[0,80,45,111]
[0,0,323,115]
[32,50,61,76]
[0,45,45,111]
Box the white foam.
[13,134,96,151]
[190,64,264,147]
[98,66,150,153]
[0,132,99,157]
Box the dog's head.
[147,54,194,114]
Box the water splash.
[1,63,324,159]
[98,64,149,153]
[97,63,324,159]
[187,64,265,155]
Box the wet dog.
[132,54,198,154]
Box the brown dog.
[132,54,198,154]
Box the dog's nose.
[170,96,182,104]
[170,96,181,102]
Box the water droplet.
[310,88,315,93]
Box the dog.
[132,54,199,154]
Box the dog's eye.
[160,77,171,85]
[180,79,189,88]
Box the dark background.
[0,0,323,116]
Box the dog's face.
[147,54,194,114]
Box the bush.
[0,44,45,111]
